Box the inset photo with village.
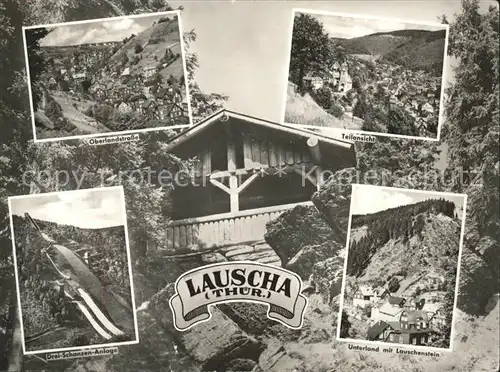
[283,9,448,140]
[337,185,466,350]
[23,11,192,142]
[8,186,139,354]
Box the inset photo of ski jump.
[8,186,138,354]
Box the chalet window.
[239,172,316,211]
[412,338,417,345]
[390,334,394,342]
[420,336,425,344]
[171,181,230,219]
[399,335,403,343]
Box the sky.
[167,0,491,124]
[307,11,446,39]
[350,184,466,217]
[38,11,178,47]
[9,187,126,229]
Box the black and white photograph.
[24,10,192,142]
[338,185,466,350]
[282,9,449,140]
[8,186,138,354]
[0,1,498,372]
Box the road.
[51,92,111,134]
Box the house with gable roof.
[367,309,434,345]
[147,109,356,254]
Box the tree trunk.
[6,302,23,372]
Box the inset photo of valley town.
[337,185,466,350]
[283,9,449,140]
[23,10,192,142]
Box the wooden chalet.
[157,110,356,251]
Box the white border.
[22,10,193,143]
[280,8,450,142]
[8,185,140,355]
[335,184,467,352]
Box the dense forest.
[347,198,458,276]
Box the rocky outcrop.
[217,302,303,342]
[310,256,345,304]
[226,358,257,371]
[456,246,497,315]
[311,169,355,242]
[257,342,304,372]
[148,284,265,371]
[264,205,340,265]
[286,242,343,280]
[220,241,281,266]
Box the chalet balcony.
[160,201,313,251]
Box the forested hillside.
[332,29,447,75]
[347,198,458,277]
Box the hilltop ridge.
[332,28,446,75]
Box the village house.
[422,303,446,329]
[73,72,87,82]
[421,102,435,114]
[143,65,157,79]
[170,103,184,118]
[329,61,352,93]
[145,109,356,253]
[303,76,324,90]
[353,285,376,308]
[121,67,131,78]
[129,94,146,112]
[141,100,156,116]
[302,60,352,93]
[47,77,57,89]
[352,285,389,308]
[117,101,133,114]
[370,301,405,323]
[367,310,434,345]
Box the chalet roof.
[355,285,375,296]
[378,303,403,317]
[402,310,429,323]
[387,321,433,335]
[373,287,388,296]
[388,296,406,306]
[422,102,434,111]
[163,110,356,170]
[422,303,440,314]
[129,93,146,102]
[367,321,390,340]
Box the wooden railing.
[158,201,313,251]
